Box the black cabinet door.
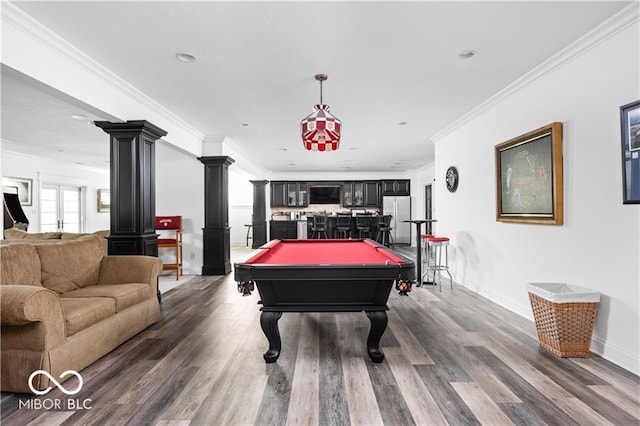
[297,183,308,207]
[271,182,287,207]
[284,225,297,239]
[343,182,354,207]
[287,182,298,207]
[364,181,380,206]
[381,181,396,195]
[283,182,308,207]
[353,182,364,207]
[395,180,410,196]
[381,180,410,196]
[270,221,297,239]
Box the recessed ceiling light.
[279,148,288,151]
[176,52,196,62]
[458,50,477,60]
[348,147,358,151]
[70,114,89,120]
[398,121,408,126]
[239,123,250,127]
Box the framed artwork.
[2,176,33,206]
[620,100,640,204]
[495,122,563,225]
[97,189,110,212]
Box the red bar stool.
[427,236,453,291]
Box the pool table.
[234,239,415,363]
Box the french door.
[40,184,84,232]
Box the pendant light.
[301,74,342,151]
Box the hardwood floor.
[2,246,638,425]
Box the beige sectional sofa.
[2,227,110,246]
[0,233,162,393]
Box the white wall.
[155,141,204,275]
[434,20,639,374]
[229,168,254,246]
[2,150,110,233]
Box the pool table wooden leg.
[260,311,283,363]
[366,311,388,363]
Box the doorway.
[40,184,84,232]
[425,184,433,234]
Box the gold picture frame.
[97,189,110,212]
[495,122,563,225]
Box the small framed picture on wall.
[620,100,640,204]
[2,176,33,206]
[98,189,111,212]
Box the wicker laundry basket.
[527,283,600,358]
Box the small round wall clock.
[446,166,459,192]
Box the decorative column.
[199,156,234,275]
[250,180,269,248]
[94,120,167,256]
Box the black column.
[199,156,234,275]
[94,120,167,256]
[250,180,269,248]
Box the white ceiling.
[1,1,631,173]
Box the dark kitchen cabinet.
[270,220,297,239]
[272,179,407,207]
[273,181,307,207]
[271,182,287,207]
[296,182,308,207]
[382,180,410,196]
[364,181,381,207]
[343,181,364,207]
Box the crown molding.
[1,2,205,143]
[221,136,270,177]
[432,2,640,143]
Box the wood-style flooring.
[2,246,639,425]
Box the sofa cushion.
[0,244,42,286]
[60,297,116,336]
[61,284,151,312]
[41,272,81,294]
[35,235,105,288]
[60,230,109,240]
[4,228,62,240]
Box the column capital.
[198,156,235,167]
[94,120,167,139]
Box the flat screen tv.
[309,186,341,204]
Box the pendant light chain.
[319,79,323,104]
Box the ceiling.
[1,1,631,173]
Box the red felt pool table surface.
[244,239,406,265]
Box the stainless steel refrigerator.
[382,196,411,244]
